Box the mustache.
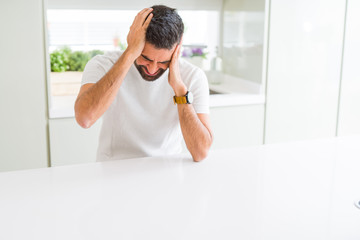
[134,62,167,81]
[141,66,161,75]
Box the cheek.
[159,63,170,69]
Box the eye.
[159,62,170,66]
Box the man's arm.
[178,107,213,162]
[168,43,214,162]
[74,8,153,128]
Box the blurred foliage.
[182,47,208,59]
[118,40,127,51]
[50,47,104,72]
[68,51,90,71]
[50,47,71,72]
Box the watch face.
[187,91,194,104]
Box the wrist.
[173,82,187,96]
[123,48,140,62]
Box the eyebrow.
[141,54,171,64]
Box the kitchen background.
[0,0,359,172]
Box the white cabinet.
[49,118,102,166]
[49,104,264,166]
[264,0,346,144]
[210,105,264,149]
[337,0,360,136]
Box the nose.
[147,62,159,74]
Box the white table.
[1,136,360,240]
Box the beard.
[134,61,167,82]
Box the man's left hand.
[168,40,187,96]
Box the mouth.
[143,67,160,76]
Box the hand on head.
[168,37,187,96]
[127,7,186,93]
[126,8,153,58]
[170,37,183,64]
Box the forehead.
[141,43,176,62]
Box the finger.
[134,8,152,25]
[179,36,183,48]
[171,45,178,59]
[175,43,181,59]
[138,8,150,16]
[139,8,153,21]
[171,44,180,62]
[143,13,153,28]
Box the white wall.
[337,0,360,136]
[264,0,346,144]
[0,0,49,171]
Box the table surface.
[1,136,359,240]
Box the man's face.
[134,43,176,81]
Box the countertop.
[2,136,359,240]
[207,72,265,108]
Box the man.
[75,5,213,162]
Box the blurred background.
[0,0,359,171]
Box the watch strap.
[173,95,188,104]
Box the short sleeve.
[81,55,107,86]
[189,69,210,114]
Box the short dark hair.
[146,5,184,50]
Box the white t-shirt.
[81,51,209,161]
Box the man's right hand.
[126,8,153,58]
[75,8,153,129]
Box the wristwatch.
[173,91,193,104]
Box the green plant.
[50,47,104,72]
[68,51,90,71]
[50,46,71,72]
